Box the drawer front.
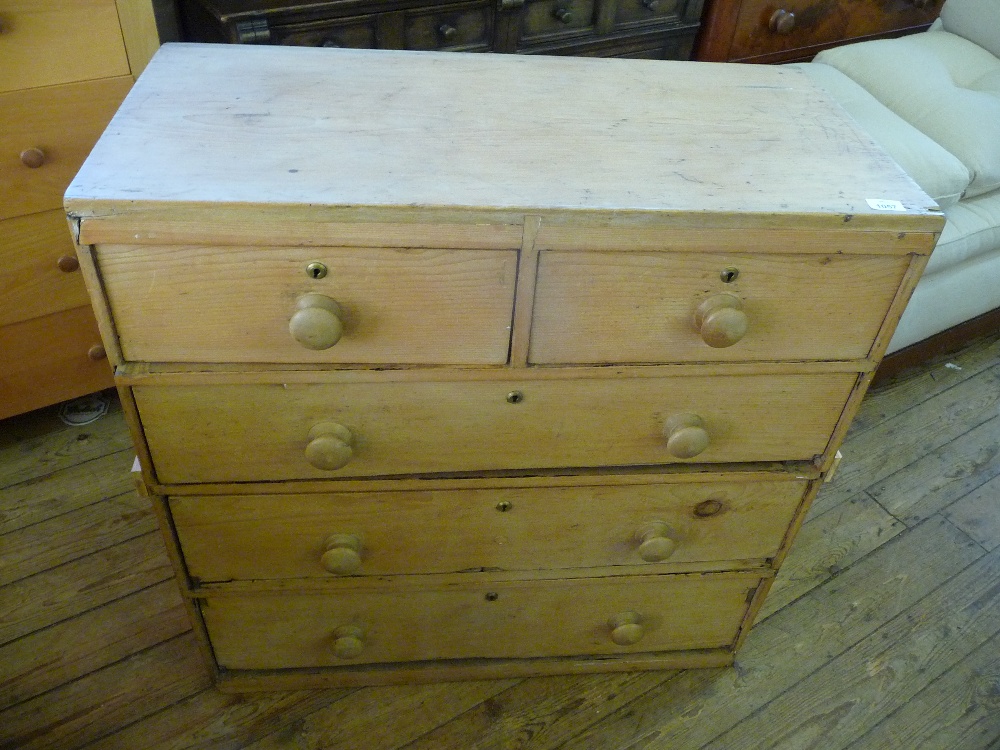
[727,0,939,61]
[529,251,909,364]
[0,211,91,327]
[98,245,518,364]
[1,77,132,222]
[173,478,808,581]
[405,2,493,51]
[135,373,856,482]
[202,572,761,668]
[273,15,378,48]
[0,305,113,421]
[615,0,685,28]
[517,0,596,47]
[0,0,130,93]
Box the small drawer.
[529,251,910,364]
[405,2,493,51]
[272,15,377,49]
[517,0,596,47]
[0,211,91,327]
[172,478,808,581]
[0,0,130,93]
[615,0,685,28]
[202,571,762,668]
[134,372,856,482]
[97,245,518,364]
[1,77,132,222]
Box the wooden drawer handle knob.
[637,521,678,562]
[554,7,573,22]
[694,293,747,348]
[57,255,79,272]
[769,9,796,34]
[87,344,107,362]
[609,611,644,646]
[305,421,354,471]
[439,23,457,38]
[20,148,45,168]
[321,533,362,574]
[664,412,709,459]
[333,625,364,659]
[289,293,344,350]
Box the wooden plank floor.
[2,335,999,750]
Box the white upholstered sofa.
[790,0,1000,354]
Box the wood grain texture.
[133,373,856,482]
[97,244,518,364]
[65,44,941,231]
[171,479,806,581]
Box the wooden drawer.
[726,0,940,61]
[1,77,133,222]
[615,0,686,28]
[529,251,909,364]
[404,1,493,51]
[97,245,518,364]
[0,306,113,421]
[0,0,130,94]
[134,372,856,482]
[516,0,596,47]
[202,571,762,668]
[0,211,91,327]
[272,15,377,48]
[172,477,808,581]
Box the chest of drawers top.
[66,42,939,238]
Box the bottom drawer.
[202,572,762,669]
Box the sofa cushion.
[790,62,970,208]
[940,0,1000,59]
[815,31,1000,198]
[927,187,1000,274]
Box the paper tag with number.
[866,198,906,212]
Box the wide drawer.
[134,372,856,482]
[0,210,91,327]
[529,251,910,364]
[97,245,518,364]
[202,571,762,668]
[172,477,808,581]
[1,77,132,222]
[0,0,130,93]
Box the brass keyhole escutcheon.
[306,262,328,279]
[720,267,739,283]
[506,391,524,404]
[495,501,513,512]
[485,592,499,601]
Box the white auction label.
[866,198,906,211]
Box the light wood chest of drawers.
[66,42,943,690]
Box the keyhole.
[506,391,524,404]
[485,592,499,601]
[495,501,512,512]
[720,267,739,283]
[306,262,328,279]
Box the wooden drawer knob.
[438,23,457,39]
[769,9,796,34]
[289,293,344,350]
[57,255,80,272]
[637,521,677,562]
[694,293,747,348]
[321,533,362,574]
[333,625,364,659]
[305,421,354,471]
[20,148,45,168]
[87,344,107,362]
[664,413,709,459]
[609,611,644,646]
[554,7,573,23]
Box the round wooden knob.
[554,7,573,22]
[637,521,677,562]
[609,611,644,646]
[642,0,660,9]
[305,421,354,471]
[321,533,362,574]
[57,255,80,272]
[333,625,364,659]
[664,413,709,459]
[694,293,748,348]
[289,293,344,350]
[769,9,796,34]
[20,148,46,168]
[87,344,107,361]
[439,23,457,38]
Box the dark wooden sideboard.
[695,0,941,62]
[178,0,704,59]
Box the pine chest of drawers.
[66,42,942,690]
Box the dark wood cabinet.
[695,0,940,62]
[179,0,704,59]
